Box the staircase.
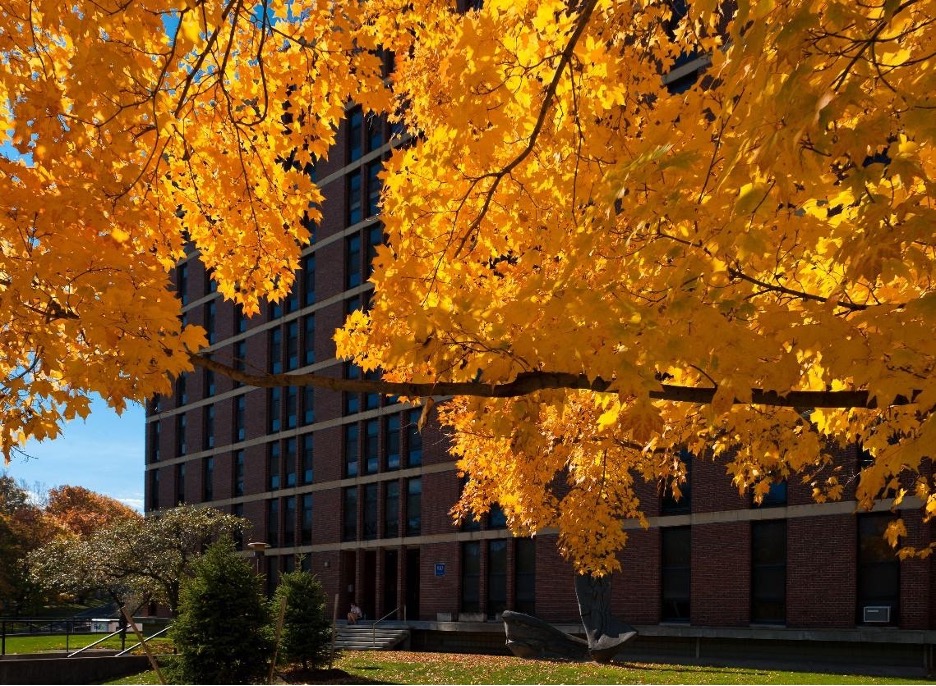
[333,623,410,651]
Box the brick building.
[144,61,936,676]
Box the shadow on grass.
[612,661,771,677]
[279,666,393,684]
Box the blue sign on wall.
[434,562,445,577]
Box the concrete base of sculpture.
[502,611,590,660]
[502,575,638,663]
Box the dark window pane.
[284,496,296,546]
[386,415,400,470]
[461,542,481,613]
[203,456,214,501]
[303,385,315,425]
[301,494,313,544]
[269,442,281,490]
[267,499,279,546]
[515,538,536,615]
[364,419,379,474]
[287,321,299,371]
[304,314,316,365]
[269,387,281,433]
[661,526,690,621]
[234,450,245,497]
[363,483,379,540]
[343,487,358,541]
[751,520,786,624]
[348,109,363,161]
[270,328,283,374]
[384,481,399,538]
[284,437,297,488]
[367,162,382,218]
[857,514,899,625]
[302,254,316,307]
[406,409,422,467]
[346,233,362,288]
[487,540,508,618]
[345,424,359,477]
[348,171,363,226]
[406,477,421,536]
[661,451,691,514]
[286,386,298,429]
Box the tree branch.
[190,353,914,409]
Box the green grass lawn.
[106,650,932,685]
[2,632,169,655]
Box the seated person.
[348,602,363,624]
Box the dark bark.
[574,574,637,663]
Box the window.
[384,481,399,538]
[236,305,248,334]
[385,415,400,470]
[284,437,297,488]
[461,542,481,613]
[348,109,364,161]
[487,540,508,619]
[267,499,279,547]
[270,328,283,374]
[342,487,358,541]
[176,374,188,406]
[363,483,379,540]
[661,452,691,515]
[204,369,215,397]
[348,170,363,226]
[367,161,382,218]
[205,300,216,344]
[346,234,362,288]
[406,410,423,466]
[364,369,381,411]
[489,503,507,528]
[302,254,316,307]
[661,526,691,622]
[303,314,316,365]
[269,387,282,433]
[234,395,246,441]
[365,224,382,281]
[286,386,298,429]
[176,413,187,455]
[203,405,214,450]
[234,340,247,387]
[751,520,786,624]
[515,539,536,615]
[285,278,299,315]
[286,321,299,371]
[366,115,384,152]
[284,496,296,547]
[233,450,245,497]
[364,419,379,475]
[203,456,214,501]
[345,424,359,477]
[175,463,186,504]
[301,494,313,544]
[303,385,315,425]
[270,298,283,320]
[148,469,160,511]
[268,442,281,490]
[406,477,421,536]
[177,263,188,304]
[758,481,788,508]
[148,421,160,463]
[301,435,314,484]
[857,514,899,625]
[344,363,361,415]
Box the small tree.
[273,569,333,671]
[169,540,273,685]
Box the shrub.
[169,540,273,684]
[273,569,333,670]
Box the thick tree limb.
[190,353,913,408]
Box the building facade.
[143,53,936,675]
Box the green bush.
[272,569,333,670]
[168,540,272,684]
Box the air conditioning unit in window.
[863,606,891,623]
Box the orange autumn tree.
[2,0,936,573]
[46,485,140,539]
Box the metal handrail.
[372,607,400,647]
[115,625,171,657]
[67,627,126,657]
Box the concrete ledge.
[0,655,149,685]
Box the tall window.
[177,262,188,305]
[270,328,283,374]
[364,419,379,475]
[149,421,160,463]
[204,369,215,397]
[363,483,379,540]
[202,456,214,501]
[406,477,422,536]
[286,322,299,371]
[269,387,282,433]
[384,481,400,538]
[344,363,361,414]
[267,499,279,546]
[487,540,508,619]
[303,314,316,365]
[661,452,691,515]
[234,395,246,441]
[234,339,247,387]
[302,254,316,307]
[406,410,423,467]
[348,170,363,226]
[284,496,296,547]
[203,405,214,450]
[285,386,298,429]
[345,424,359,477]
[303,385,315,425]
[348,109,364,161]
[661,526,691,622]
[461,542,481,613]
[205,300,216,344]
[301,494,313,544]
[301,435,314,484]
[233,450,245,497]
[176,413,187,455]
[284,437,297,488]
[346,234,362,288]
[342,487,358,541]
[857,514,899,625]
[176,374,188,406]
[175,463,186,504]
[268,442,281,490]
[386,415,401,470]
[751,520,786,624]
[515,539,536,615]
[148,469,160,511]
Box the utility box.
[91,619,119,633]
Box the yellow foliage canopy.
[2,0,936,571]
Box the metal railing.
[372,607,400,648]
[115,625,171,657]
[1,616,170,657]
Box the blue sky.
[4,397,146,511]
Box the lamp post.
[246,541,270,576]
